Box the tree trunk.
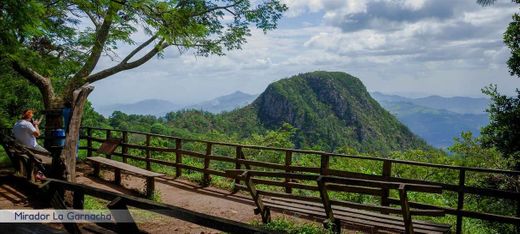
[45,84,94,182]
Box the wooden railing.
[79,127,520,233]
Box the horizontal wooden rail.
[81,127,520,175]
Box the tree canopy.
[476,0,520,169]
[478,0,520,77]
[0,0,287,107]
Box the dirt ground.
[76,165,262,234]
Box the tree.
[477,1,520,169]
[477,0,520,77]
[0,0,287,181]
[480,85,520,169]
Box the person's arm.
[32,122,41,137]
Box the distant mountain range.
[371,92,489,148]
[371,92,489,114]
[161,71,429,153]
[185,91,258,113]
[96,99,180,117]
[95,76,491,150]
[96,91,258,117]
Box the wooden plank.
[244,172,271,223]
[145,135,151,170]
[203,143,212,187]
[146,177,155,198]
[49,189,81,234]
[321,175,442,193]
[285,150,292,194]
[247,171,319,181]
[381,160,392,212]
[257,190,322,203]
[87,157,163,177]
[320,154,330,175]
[325,183,383,196]
[330,199,403,215]
[107,197,141,233]
[114,168,121,185]
[96,138,122,157]
[73,191,84,209]
[399,184,414,234]
[456,169,466,234]
[317,176,336,231]
[93,162,100,177]
[234,146,243,191]
[237,158,286,170]
[175,139,182,177]
[87,128,92,157]
[122,131,128,163]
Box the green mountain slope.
[138,71,429,153]
[247,71,428,152]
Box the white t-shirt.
[12,119,38,148]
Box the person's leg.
[33,144,50,154]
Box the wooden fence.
[80,127,520,234]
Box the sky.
[89,0,520,108]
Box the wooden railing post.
[87,128,92,157]
[285,150,293,194]
[398,184,414,234]
[244,172,271,223]
[203,142,212,187]
[73,191,84,209]
[107,197,139,233]
[456,169,466,234]
[105,129,112,159]
[320,154,330,175]
[234,146,243,192]
[175,138,182,178]
[317,176,341,233]
[145,134,151,171]
[517,196,520,234]
[122,131,128,163]
[381,160,392,213]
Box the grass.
[253,217,332,234]
[149,190,162,203]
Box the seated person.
[12,109,49,154]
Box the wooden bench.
[1,133,52,182]
[227,170,451,234]
[87,156,164,198]
[87,138,163,198]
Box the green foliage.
[252,71,429,153]
[480,85,520,169]
[83,195,107,210]
[504,10,520,77]
[253,217,331,234]
[0,0,287,85]
[0,63,43,128]
[150,191,162,203]
[477,0,520,77]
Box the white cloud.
[89,0,520,109]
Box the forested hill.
[96,71,430,153]
[246,71,429,152]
